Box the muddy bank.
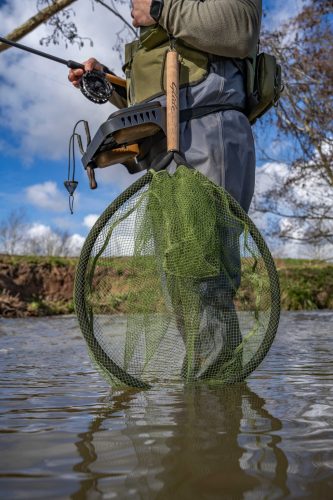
[0,256,77,317]
[1,255,333,318]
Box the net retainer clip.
[152,150,195,172]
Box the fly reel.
[0,36,119,105]
[80,71,113,104]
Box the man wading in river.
[68,0,262,376]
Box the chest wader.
[74,44,280,389]
[80,25,249,180]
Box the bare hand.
[68,58,104,88]
[131,0,155,28]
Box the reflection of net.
[75,166,280,388]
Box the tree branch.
[0,0,77,53]
[94,0,137,37]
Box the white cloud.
[254,162,288,197]
[83,213,99,229]
[25,181,67,212]
[26,223,53,239]
[97,164,145,190]
[92,203,143,258]
[25,223,84,256]
[66,233,85,255]
[251,162,333,260]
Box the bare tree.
[94,0,137,62]
[260,0,332,173]
[254,0,333,247]
[0,209,81,256]
[26,228,75,256]
[0,209,29,255]
[0,0,77,52]
[0,0,135,56]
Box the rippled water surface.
[0,312,333,499]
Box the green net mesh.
[75,165,280,389]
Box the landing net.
[75,166,280,388]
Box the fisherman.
[68,0,262,377]
[69,0,261,213]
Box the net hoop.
[74,170,280,389]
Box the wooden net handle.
[166,50,179,152]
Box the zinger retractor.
[65,120,93,213]
[80,71,113,104]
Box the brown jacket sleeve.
[159,0,262,58]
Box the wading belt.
[179,103,246,122]
[137,103,246,165]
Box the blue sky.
[0,0,306,253]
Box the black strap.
[180,104,245,122]
[152,150,194,172]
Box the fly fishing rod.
[0,36,126,104]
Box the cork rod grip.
[166,50,179,152]
[104,73,127,88]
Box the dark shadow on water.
[71,383,289,499]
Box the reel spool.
[80,71,113,104]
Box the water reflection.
[71,384,288,499]
[1,313,333,499]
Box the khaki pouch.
[246,53,283,124]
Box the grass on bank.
[1,255,333,312]
[275,259,333,310]
[27,299,75,315]
[0,254,78,267]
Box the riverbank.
[1,255,333,317]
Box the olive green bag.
[246,52,283,124]
[124,26,208,106]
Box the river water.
[0,311,332,499]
